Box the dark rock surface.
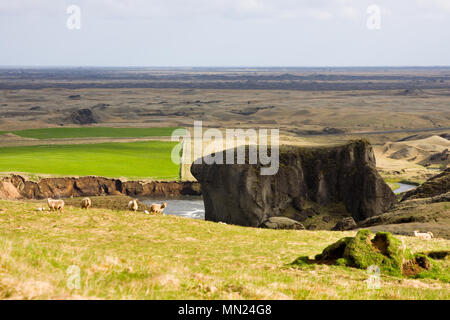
[231,106,275,116]
[332,217,357,231]
[427,149,449,162]
[66,108,99,125]
[259,217,305,230]
[191,139,396,227]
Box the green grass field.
[0,141,179,180]
[0,199,448,300]
[9,127,183,140]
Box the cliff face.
[191,140,396,227]
[0,175,201,200]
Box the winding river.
[394,183,417,194]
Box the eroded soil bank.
[0,175,201,200]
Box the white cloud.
[307,9,333,20]
[0,0,368,21]
[338,6,360,20]
[417,0,450,13]
[0,0,448,23]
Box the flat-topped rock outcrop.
[191,140,396,227]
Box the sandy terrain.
[380,136,449,163]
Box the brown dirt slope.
[0,175,201,200]
[356,193,450,239]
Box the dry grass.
[0,199,448,300]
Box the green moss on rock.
[315,237,352,261]
[404,253,449,282]
[336,258,348,266]
[291,256,313,267]
[293,230,448,281]
[312,230,405,276]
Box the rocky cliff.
[0,175,201,200]
[191,140,396,227]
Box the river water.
[394,183,417,194]
[141,197,205,220]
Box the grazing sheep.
[56,201,65,212]
[47,198,55,211]
[150,202,167,214]
[413,230,433,240]
[81,197,92,209]
[47,198,65,212]
[128,199,139,212]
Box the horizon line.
[1,65,450,69]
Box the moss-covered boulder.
[314,230,405,276]
[293,230,448,281]
[294,230,450,281]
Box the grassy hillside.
[10,127,183,140]
[0,141,179,180]
[0,199,448,300]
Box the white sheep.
[81,197,92,210]
[413,230,433,240]
[150,202,167,214]
[47,198,65,212]
[128,199,139,212]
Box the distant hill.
[381,135,450,165]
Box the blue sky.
[1,0,449,66]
